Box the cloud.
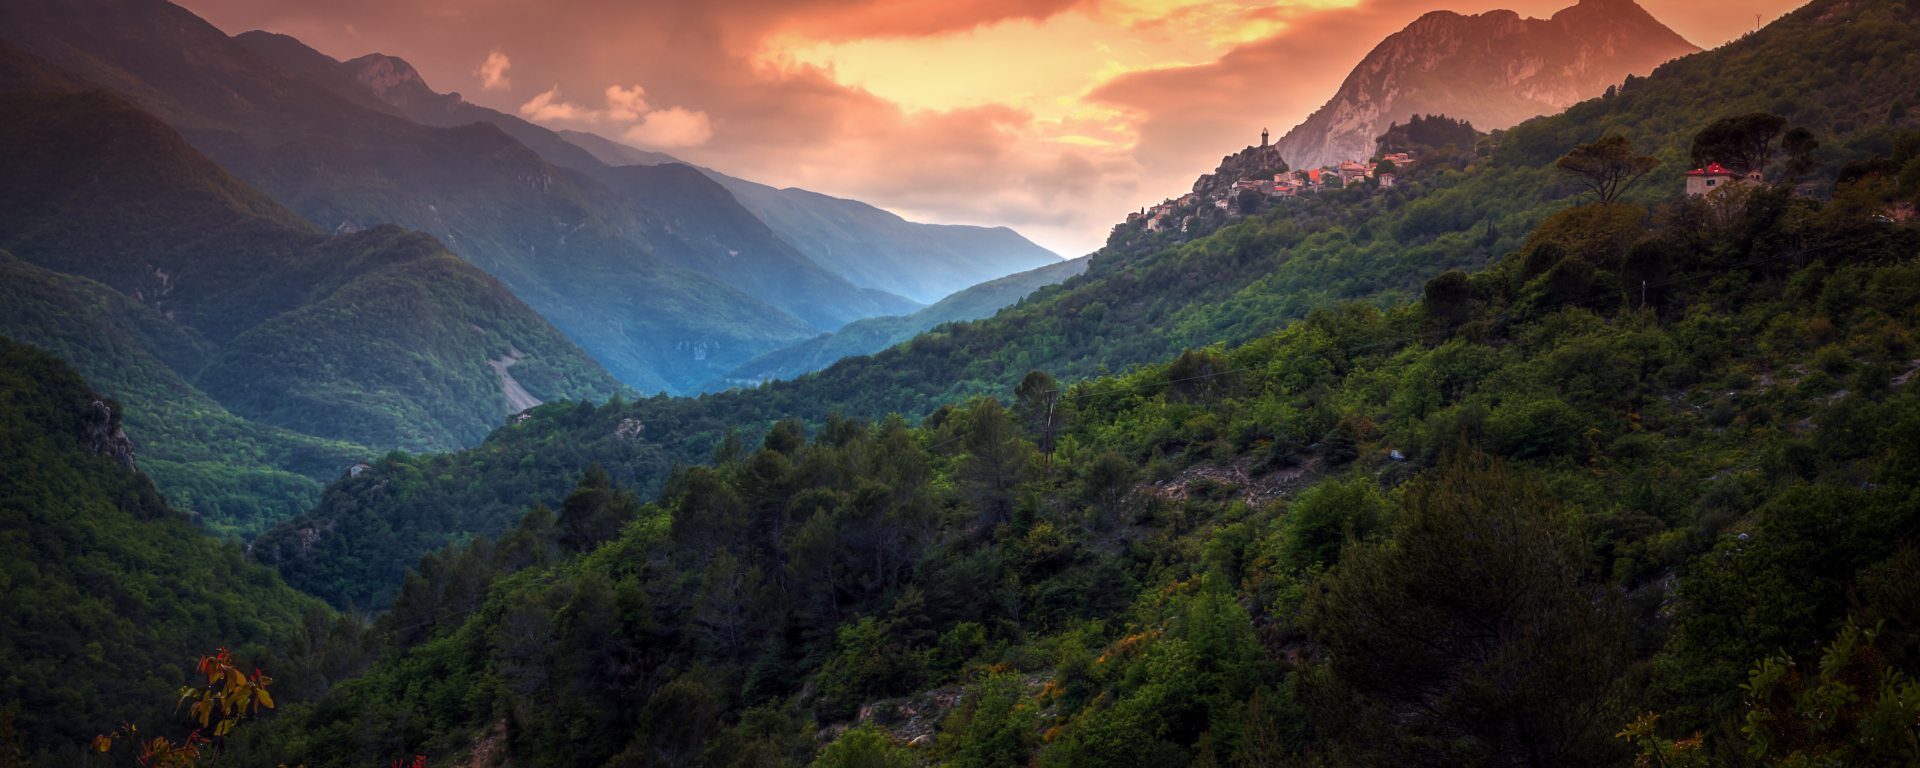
[174,0,1809,257]
[519,85,599,122]
[475,48,511,90]
[770,0,1087,42]
[604,85,650,121]
[622,107,715,148]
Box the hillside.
[0,338,333,757]
[230,34,926,332]
[0,57,624,531]
[598,163,922,328]
[245,73,1920,768]
[1274,0,1698,169]
[0,255,363,536]
[698,169,1065,303]
[0,0,826,394]
[556,128,682,166]
[250,0,1920,614]
[719,256,1090,388]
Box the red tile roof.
[1686,163,1739,177]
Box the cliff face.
[1275,0,1698,169]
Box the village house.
[1685,163,1763,196]
[1378,173,1397,189]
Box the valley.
[2,0,1918,766]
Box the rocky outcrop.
[1192,143,1289,200]
[1275,0,1698,169]
[83,397,136,469]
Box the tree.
[959,399,1029,528]
[1556,135,1658,204]
[811,725,912,768]
[91,649,278,767]
[558,464,639,552]
[1690,112,1788,174]
[1741,622,1920,763]
[1078,450,1137,523]
[1014,370,1062,460]
[1305,452,1632,767]
[1167,349,1232,403]
[1421,269,1472,332]
[1782,126,1820,180]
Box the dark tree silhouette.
[1556,135,1658,204]
[1690,112,1788,174]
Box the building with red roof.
[1686,163,1763,197]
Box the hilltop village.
[1124,128,1418,238]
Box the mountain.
[242,30,1061,313]
[565,128,1068,304]
[596,163,922,329]
[230,32,613,177]
[0,253,362,537]
[238,0,1920,751]
[1274,0,1699,169]
[556,128,682,167]
[0,0,828,394]
[0,337,332,756]
[697,170,1065,304]
[717,256,1090,388]
[230,32,928,346]
[0,50,624,532]
[251,0,1920,612]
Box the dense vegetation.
[0,254,362,535]
[0,339,365,762]
[9,2,1920,767]
[259,0,1920,610]
[230,148,1920,765]
[0,66,624,533]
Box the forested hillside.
[0,254,362,535]
[239,111,1920,765]
[258,0,1920,610]
[0,53,623,533]
[0,338,348,760]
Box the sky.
[178,0,1808,258]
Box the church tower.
[1261,127,1270,147]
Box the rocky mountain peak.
[345,52,448,110]
[1272,0,1698,170]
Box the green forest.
[4,0,1920,765]
[256,0,1920,612]
[230,156,1920,765]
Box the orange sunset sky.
[178,0,1810,257]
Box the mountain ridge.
[0,0,828,394]
[1274,0,1699,169]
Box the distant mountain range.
[0,0,1057,395]
[0,47,623,533]
[693,170,1066,305]
[716,256,1090,388]
[552,129,1065,306]
[1275,0,1699,169]
[239,29,1059,322]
